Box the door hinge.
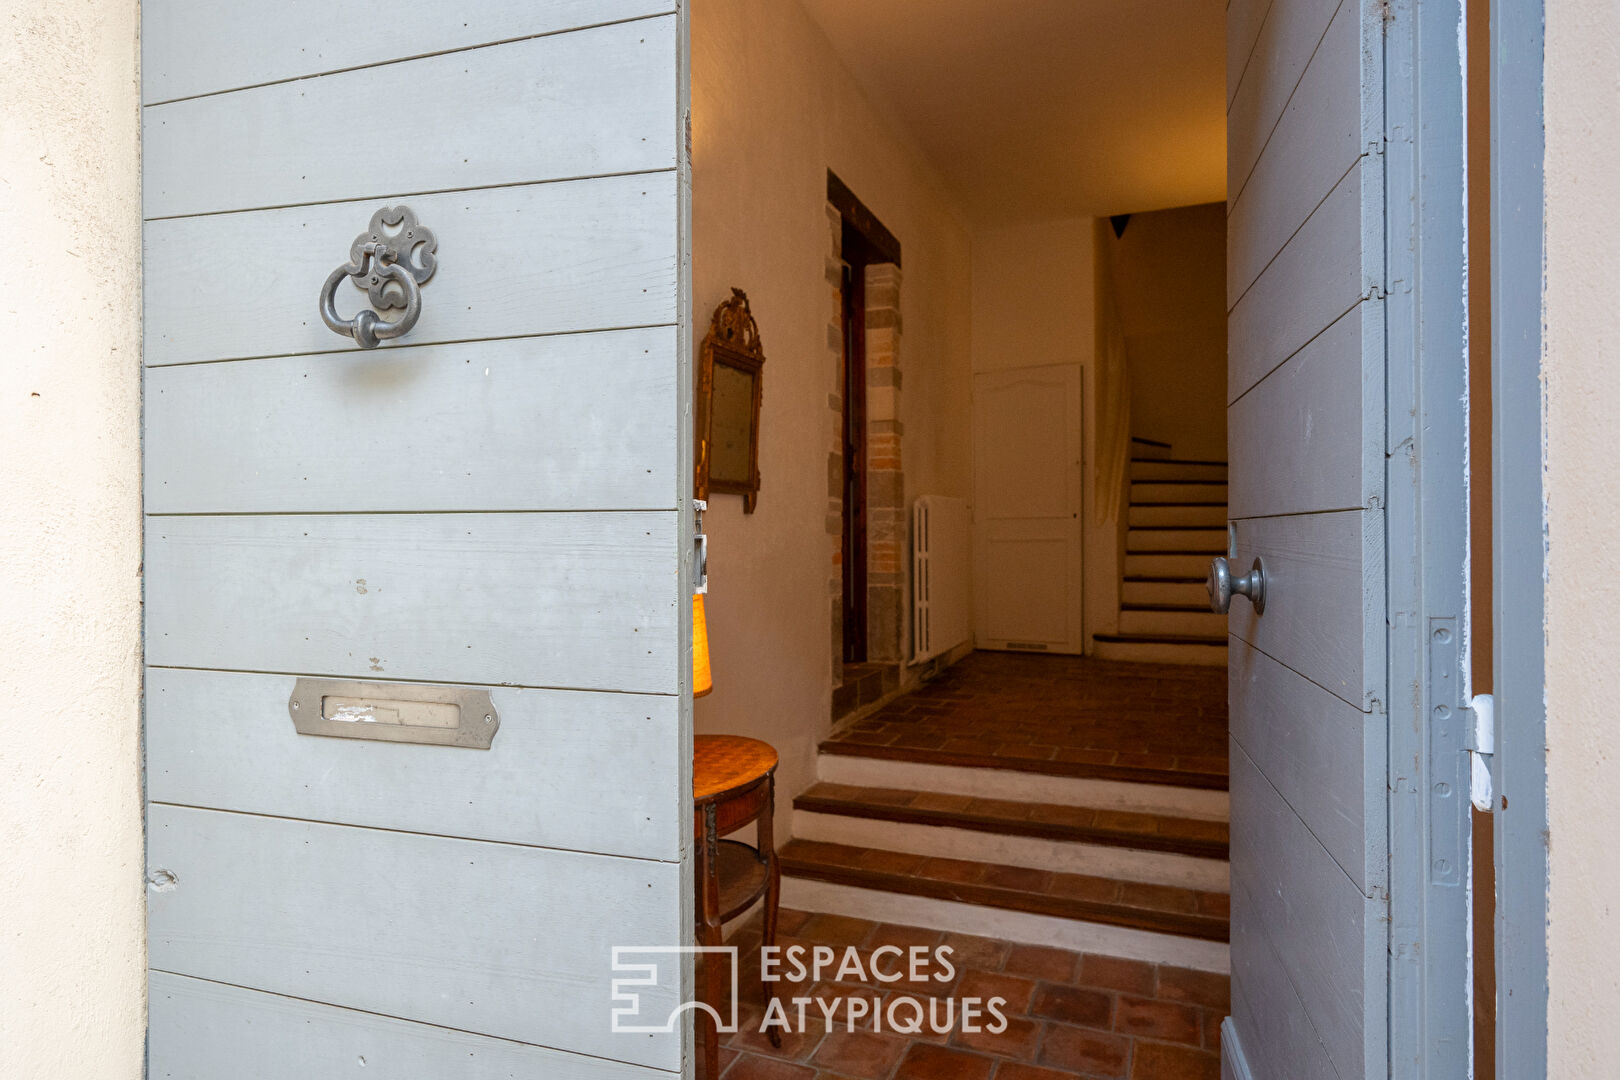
[693,499,708,594]
[1466,692,1495,812]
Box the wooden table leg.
[696,804,723,1080]
[758,774,783,1048]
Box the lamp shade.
[692,593,713,698]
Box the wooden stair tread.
[1093,632,1227,647]
[1130,457,1228,466]
[815,739,1228,790]
[794,783,1228,859]
[779,839,1229,943]
[1123,575,1207,583]
[1120,603,1215,614]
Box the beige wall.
[0,2,145,1077]
[1101,203,1227,463]
[691,0,974,838]
[1544,0,1620,1072]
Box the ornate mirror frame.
[695,288,765,512]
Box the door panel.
[147,806,681,1069]
[145,328,677,513]
[1226,0,1342,199]
[141,0,673,105]
[145,173,677,366]
[1227,303,1381,519]
[144,18,677,218]
[1229,639,1380,892]
[150,973,655,1080]
[1227,160,1377,399]
[1229,745,1381,1078]
[1226,0,1363,299]
[142,5,689,1076]
[1224,2,1391,1078]
[146,668,680,861]
[972,365,1084,652]
[1225,509,1383,709]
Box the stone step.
[1118,606,1228,638]
[1131,481,1228,504]
[1122,578,1210,606]
[1130,460,1229,483]
[1129,503,1228,528]
[779,839,1230,945]
[1126,527,1229,553]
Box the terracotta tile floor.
[703,908,1227,1080]
[822,652,1227,783]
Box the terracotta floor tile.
[952,1013,1041,1060]
[1037,1023,1131,1078]
[954,969,1038,1015]
[722,1053,819,1080]
[918,857,989,885]
[893,1043,997,1080]
[1048,873,1122,903]
[1128,1039,1220,1080]
[966,798,1037,820]
[941,932,1009,972]
[870,922,947,952]
[981,864,1053,893]
[1117,882,1200,915]
[993,1064,1082,1080]
[857,848,929,875]
[1153,968,1231,1011]
[1113,996,1202,1045]
[1078,954,1156,996]
[910,792,976,813]
[809,1030,910,1079]
[1004,945,1080,983]
[1029,984,1114,1029]
[800,913,880,947]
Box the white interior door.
[141,4,692,1076]
[971,364,1084,654]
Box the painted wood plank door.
[1222,0,1471,1077]
[971,364,1084,654]
[141,5,693,1077]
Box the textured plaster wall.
[691,0,974,840]
[1544,0,1620,1072]
[0,2,145,1076]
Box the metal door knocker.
[319,206,437,349]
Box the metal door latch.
[1467,693,1495,811]
[694,499,708,594]
[319,205,437,349]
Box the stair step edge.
[815,740,1230,790]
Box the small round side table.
[693,734,782,1078]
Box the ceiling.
[797,0,1227,226]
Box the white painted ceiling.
[797,0,1227,225]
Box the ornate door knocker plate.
[319,206,437,349]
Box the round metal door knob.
[1208,556,1266,615]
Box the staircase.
[1094,438,1228,666]
[779,746,1230,973]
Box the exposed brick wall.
[863,262,905,664]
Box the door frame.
[1488,0,1550,1072]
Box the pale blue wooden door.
[1222,0,1471,1076]
[141,4,693,1076]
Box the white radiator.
[912,495,973,664]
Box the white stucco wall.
[1544,0,1620,1072]
[0,3,145,1076]
[691,0,974,839]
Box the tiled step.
[1128,503,1228,528]
[794,783,1229,860]
[817,737,1229,791]
[1118,606,1227,638]
[1126,527,1228,553]
[1130,459,1228,483]
[1092,635,1227,667]
[1131,481,1227,504]
[779,839,1229,944]
[1125,552,1215,578]
[1122,577,1209,606]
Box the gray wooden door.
[1222,0,1471,1076]
[141,4,692,1077]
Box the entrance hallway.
[770,652,1231,976]
[821,653,1226,788]
[709,906,1228,1080]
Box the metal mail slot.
[288,678,500,749]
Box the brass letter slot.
[288,678,499,749]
